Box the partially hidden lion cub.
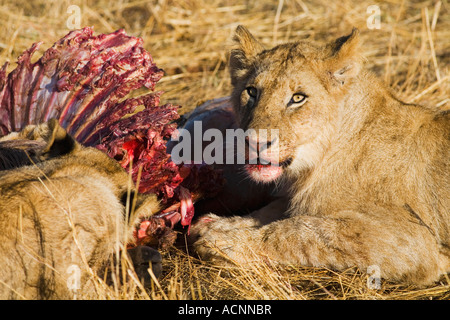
[190,26,450,286]
[0,119,161,299]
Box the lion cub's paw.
[189,214,257,264]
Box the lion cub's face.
[229,26,362,182]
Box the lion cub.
[0,119,160,299]
[191,26,450,286]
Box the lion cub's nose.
[245,136,274,151]
[244,135,278,165]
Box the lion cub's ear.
[40,119,78,160]
[229,25,265,85]
[325,28,363,87]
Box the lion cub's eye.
[289,93,307,107]
[246,87,258,98]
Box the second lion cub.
[0,120,161,299]
[190,26,450,286]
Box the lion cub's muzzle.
[243,134,290,182]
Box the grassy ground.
[0,0,449,299]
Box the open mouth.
[245,157,293,182]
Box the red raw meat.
[0,27,211,244]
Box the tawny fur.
[190,26,450,286]
[0,120,159,299]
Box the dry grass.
[0,0,449,300]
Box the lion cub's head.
[0,119,140,211]
[229,26,363,182]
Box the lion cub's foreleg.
[190,206,442,285]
